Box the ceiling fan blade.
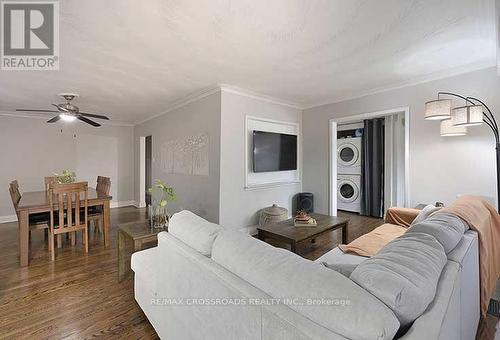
[78,115,101,127]
[79,112,110,120]
[52,103,68,112]
[47,116,61,123]
[16,109,58,113]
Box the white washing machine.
[337,137,362,174]
[337,174,361,213]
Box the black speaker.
[297,193,314,213]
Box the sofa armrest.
[385,207,420,228]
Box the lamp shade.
[424,99,452,120]
[451,105,483,126]
[440,119,467,136]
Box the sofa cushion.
[321,262,358,277]
[350,232,447,328]
[315,247,366,266]
[212,230,400,340]
[168,210,222,256]
[410,205,441,226]
[407,212,469,253]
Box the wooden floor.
[0,206,157,340]
[0,208,497,339]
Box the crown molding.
[134,86,222,125]
[134,84,304,126]
[304,61,496,110]
[218,84,304,109]
[0,111,134,127]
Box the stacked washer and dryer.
[337,136,362,213]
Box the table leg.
[19,210,29,267]
[290,241,297,253]
[342,223,348,244]
[103,201,111,247]
[118,230,127,282]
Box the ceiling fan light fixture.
[60,113,77,122]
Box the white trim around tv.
[244,115,301,190]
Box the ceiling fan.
[16,93,110,127]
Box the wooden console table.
[117,220,164,282]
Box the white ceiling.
[0,0,497,124]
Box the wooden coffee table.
[117,220,164,282]
[257,213,349,253]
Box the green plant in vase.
[54,169,76,184]
[148,180,176,228]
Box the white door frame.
[329,107,410,216]
[138,136,146,208]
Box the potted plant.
[54,169,76,184]
[148,180,176,229]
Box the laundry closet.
[336,113,406,218]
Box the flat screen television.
[253,130,297,172]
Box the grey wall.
[219,91,302,229]
[134,92,221,223]
[0,116,134,218]
[303,67,499,213]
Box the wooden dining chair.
[88,176,111,235]
[48,182,89,261]
[11,180,19,190]
[9,181,20,207]
[44,176,55,191]
[97,176,111,195]
[9,180,50,257]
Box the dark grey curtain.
[361,118,384,217]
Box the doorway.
[145,135,152,205]
[329,107,410,216]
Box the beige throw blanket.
[338,207,418,256]
[441,195,500,317]
[338,223,407,257]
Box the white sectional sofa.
[131,211,480,340]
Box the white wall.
[303,67,499,213]
[219,90,302,229]
[134,92,221,223]
[0,116,135,218]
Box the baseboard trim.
[0,214,18,223]
[134,201,147,208]
[110,200,136,208]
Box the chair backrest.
[9,181,21,219]
[11,180,19,190]
[49,182,89,230]
[9,180,21,208]
[96,176,111,195]
[45,176,55,191]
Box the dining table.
[15,187,112,267]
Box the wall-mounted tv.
[253,130,297,173]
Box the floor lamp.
[424,92,499,211]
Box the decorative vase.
[149,187,170,229]
[152,204,169,229]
